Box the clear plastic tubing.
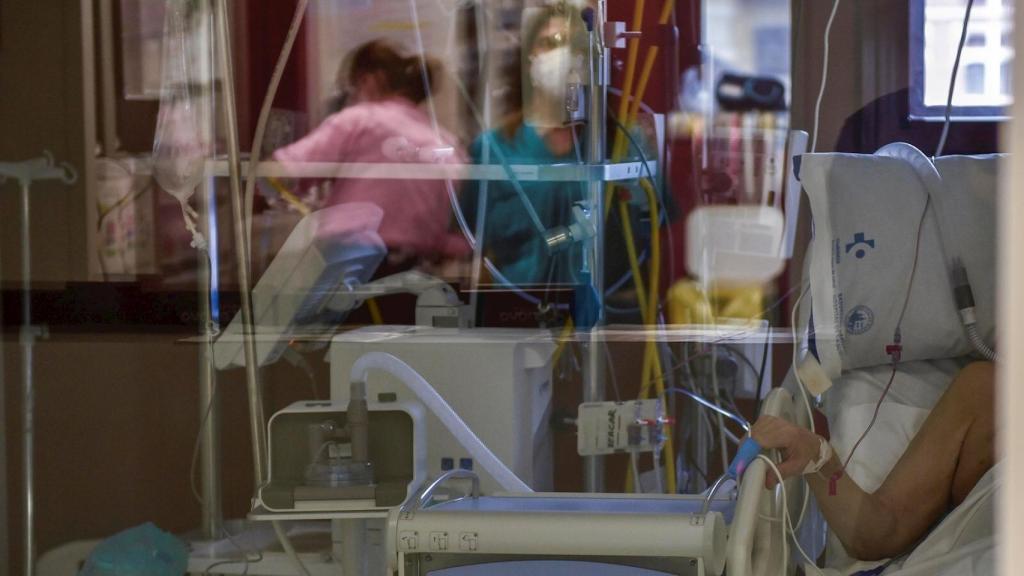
[349,352,532,493]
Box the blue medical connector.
[728,438,763,478]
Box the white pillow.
[799,148,998,378]
[822,361,958,570]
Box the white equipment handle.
[726,388,811,576]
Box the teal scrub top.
[464,123,585,286]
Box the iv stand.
[213,0,268,488]
[0,152,77,576]
[196,175,223,539]
[583,1,610,493]
[195,0,223,540]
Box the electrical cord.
[199,522,268,576]
[652,444,665,493]
[273,520,312,576]
[752,333,771,420]
[811,0,842,153]
[683,350,722,459]
[925,0,996,360]
[787,282,817,534]
[611,121,678,493]
[711,346,730,475]
[790,284,816,433]
[757,454,824,575]
[282,345,320,400]
[720,344,763,385]
[935,0,975,158]
[630,451,644,494]
[833,194,931,494]
[665,387,751,431]
[243,0,310,259]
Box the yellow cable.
[618,179,675,495]
[366,298,384,325]
[627,0,674,125]
[610,0,680,493]
[616,0,646,130]
[604,0,647,220]
[640,179,675,494]
[618,200,649,316]
[617,195,652,495]
[551,316,576,370]
[618,200,648,495]
[267,177,311,216]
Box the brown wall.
[0,6,316,574]
[790,0,912,155]
[0,0,92,286]
[3,327,330,574]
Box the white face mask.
[530,45,572,100]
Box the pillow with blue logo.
[799,151,998,378]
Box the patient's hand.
[750,415,822,488]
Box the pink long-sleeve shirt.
[274,98,469,257]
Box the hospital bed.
[786,145,1000,575]
[803,362,998,576]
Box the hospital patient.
[751,361,996,561]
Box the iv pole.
[0,153,77,576]
[213,0,268,488]
[583,0,610,493]
[195,0,223,540]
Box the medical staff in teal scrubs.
[462,3,587,287]
[464,124,584,286]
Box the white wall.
[997,4,1023,574]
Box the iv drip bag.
[152,0,210,205]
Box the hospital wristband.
[801,435,833,476]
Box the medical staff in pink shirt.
[274,39,469,272]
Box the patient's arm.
[751,361,995,561]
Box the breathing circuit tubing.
[350,352,531,492]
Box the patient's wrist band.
[802,436,832,475]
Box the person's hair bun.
[344,39,441,104]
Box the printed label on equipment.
[577,399,664,456]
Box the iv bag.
[152,0,210,205]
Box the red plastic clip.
[885,343,902,363]
[829,470,842,496]
[637,417,676,426]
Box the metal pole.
[97,0,119,155]
[20,181,35,576]
[195,0,222,539]
[0,185,9,576]
[214,0,267,487]
[583,0,608,493]
[197,176,222,538]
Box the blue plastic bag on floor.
[80,522,187,576]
